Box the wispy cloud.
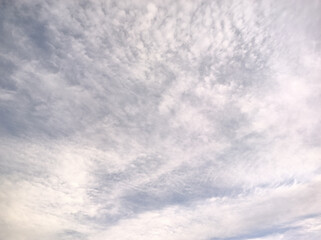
[1,0,321,239]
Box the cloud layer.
[1,0,321,239]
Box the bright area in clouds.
[1,0,321,239]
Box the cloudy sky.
[1,0,321,239]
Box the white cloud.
[91,177,321,240]
[0,0,321,239]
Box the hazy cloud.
[1,0,321,239]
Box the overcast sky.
[1,0,321,239]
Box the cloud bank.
[1,0,321,239]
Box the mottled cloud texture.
[1,0,321,239]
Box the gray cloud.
[1,0,321,239]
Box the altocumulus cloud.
[1,0,321,239]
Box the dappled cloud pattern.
[1,0,321,240]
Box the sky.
[0,0,321,239]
